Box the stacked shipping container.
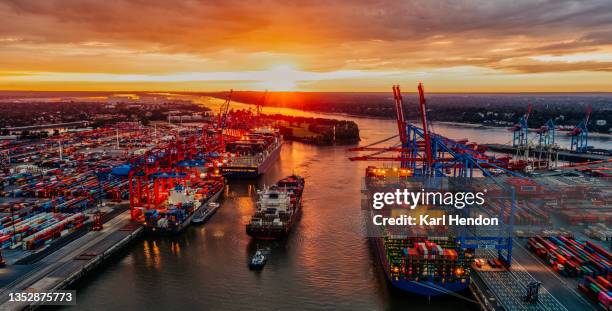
[527,236,612,309]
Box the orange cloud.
[0,0,611,91]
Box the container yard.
[526,236,612,309]
[0,95,294,310]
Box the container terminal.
[0,88,609,311]
[349,84,611,311]
[0,93,286,310]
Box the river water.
[63,99,610,311]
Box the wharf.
[470,272,505,311]
[484,144,610,162]
[510,240,597,310]
[471,240,599,311]
[0,210,142,311]
[475,249,567,311]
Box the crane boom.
[392,85,407,145]
[417,83,433,167]
[257,90,267,118]
[585,105,592,124]
[218,89,233,129]
[216,89,233,149]
[526,103,533,122]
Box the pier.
[484,143,610,162]
[472,246,594,311]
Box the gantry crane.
[218,90,233,128]
[512,104,532,148]
[349,83,531,266]
[392,85,410,168]
[569,105,592,153]
[114,129,214,221]
[534,118,558,169]
[537,119,555,147]
[256,90,268,127]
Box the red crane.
[392,85,408,146]
[349,84,434,168]
[126,133,205,221]
[217,90,233,149]
[256,90,267,124]
[417,83,433,167]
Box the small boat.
[192,202,221,224]
[249,250,267,270]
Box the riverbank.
[261,113,360,145]
[202,91,612,135]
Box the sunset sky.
[0,0,611,92]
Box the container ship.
[363,166,473,297]
[221,127,282,177]
[246,175,305,240]
[144,175,225,234]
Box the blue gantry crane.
[349,84,532,266]
[512,104,532,148]
[569,105,592,153]
[537,119,555,147]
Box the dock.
[484,144,609,162]
[470,241,601,311]
[0,210,142,310]
[475,248,567,311]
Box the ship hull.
[370,236,469,296]
[145,211,195,235]
[222,141,282,178]
[145,187,223,235]
[246,200,301,240]
[192,190,223,224]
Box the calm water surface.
[64,100,610,310]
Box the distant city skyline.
[0,1,611,92]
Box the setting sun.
[255,65,299,91]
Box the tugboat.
[249,250,267,270]
[246,175,305,240]
[192,202,220,224]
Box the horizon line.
[1,90,612,95]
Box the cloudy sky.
[0,0,611,92]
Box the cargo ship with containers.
[221,127,282,177]
[144,175,224,235]
[363,166,473,297]
[246,175,305,240]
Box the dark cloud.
[2,0,611,46]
